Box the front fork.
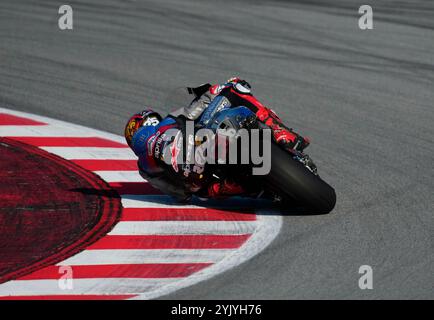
[286,148,318,176]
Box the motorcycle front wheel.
[263,143,336,214]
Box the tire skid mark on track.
[0,108,281,300]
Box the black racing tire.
[264,143,336,214]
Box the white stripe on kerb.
[121,195,202,208]
[120,194,262,209]
[0,125,93,137]
[60,249,233,265]
[131,213,282,300]
[109,221,257,236]
[0,278,176,296]
[0,107,282,300]
[94,171,145,183]
[40,147,137,160]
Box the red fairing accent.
[231,89,281,122]
[268,108,282,121]
[229,89,284,126]
[256,108,270,121]
[230,89,300,145]
[170,132,182,173]
[209,84,220,95]
[207,180,244,198]
[274,130,297,143]
[210,84,230,95]
[230,88,267,111]
[265,118,297,143]
[227,77,241,83]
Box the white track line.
[60,249,234,265]
[109,221,257,236]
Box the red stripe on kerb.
[11,137,127,148]
[0,295,135,300]
[19,263,211,280]
[109,182,162,194]
[87,234,252,250]
[121,208,256,221]
[72,160,138,171]
[0,113,46,125]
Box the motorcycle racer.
[124,77,310,201]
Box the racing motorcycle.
[188,99,337,215]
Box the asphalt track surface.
[1,0,433,299]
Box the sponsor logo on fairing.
[153,133,166,159]
[170,131,183,172]
[147,131,161,156]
